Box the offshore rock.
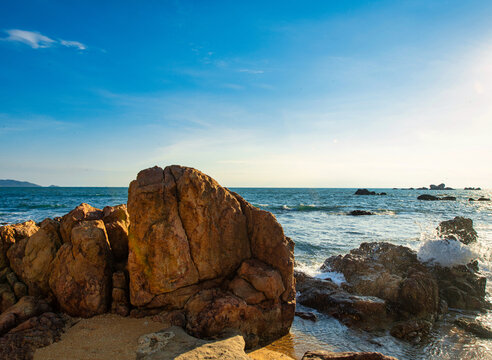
[437,217,478,244]
[127,165,295,346]
[417,194,439,201]
[49,220,112,317]
[7,218,62,297]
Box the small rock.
[440,196,456,201]
[455,317,492,339]
[478,197,490,201]
[349,210,375,216]
[354,189,376,195]
[437,217,478,245]
[295,311,317,321]
[13,282,27,299]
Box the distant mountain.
[0,179,42,187]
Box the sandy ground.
[34,314,294,360]
[34,314,166,360]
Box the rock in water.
[49,220,112,317]
[454,317,492,339]
[437,216,478,245]
[302,350,398,360]
[417,194,439,201]
[349,210,374,216]
[127,165,295,347]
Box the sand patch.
[34,314,165,360]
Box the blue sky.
[1,1,491,187]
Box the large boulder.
[59,203,103,243]
[49,220,112,317]
[0,221,39,269]
[7,218,62,297]
[127,165,295,346]
[437,216,478,245]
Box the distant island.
[0,179,41,187]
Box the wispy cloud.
[3,29,86,50]
[239,69,264,74]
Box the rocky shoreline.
[0,166,489,359]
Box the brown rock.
[0,283,16,313]
[49,220,112,317]
[437,216,478,244]
[390,319,432,342]
[103,204,130,263]
[238,259,285,300]
[13,282,27,299]
[0,296,51,335]
[127,165,295,345]
[302,351,397,360]
[113,271,127,289]
[7,218,62,297]
[59,203,103,243]
[0,312,70,360]
[398,271,439,318]
[228,277,266,305]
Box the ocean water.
[0,187,491,359]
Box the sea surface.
[1,187,491,359]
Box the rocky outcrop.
[49,220,112,317]
[127,165,295,346]
[437,217,478,245]
[302,351,397,360]
[478,197,490,201]
[136,326,251,360]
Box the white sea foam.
[315,271,346,286]
[417,238,479,267]
[294,262,346,286]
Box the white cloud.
[3,29,86,50]
[5,29,55,49]
[60,40,86,50]
[239,69,264,74]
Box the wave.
[256,204,344,212]
[417,238,480,267]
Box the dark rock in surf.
[295,311,318,322]
[417,194,439,201]
[440,196,456,201]
[355,189,376,195]
[454,317,492,339]
[437,216,478,245]
[301,350,398,360]
[478,197,490,201]
[349,210,375,216]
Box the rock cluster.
[127,165,295,347]
[296,220,489,343]
[0,165,296,356]
[354,189,386,196]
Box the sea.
[0,187,491,360]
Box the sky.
[1,0,491,187]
